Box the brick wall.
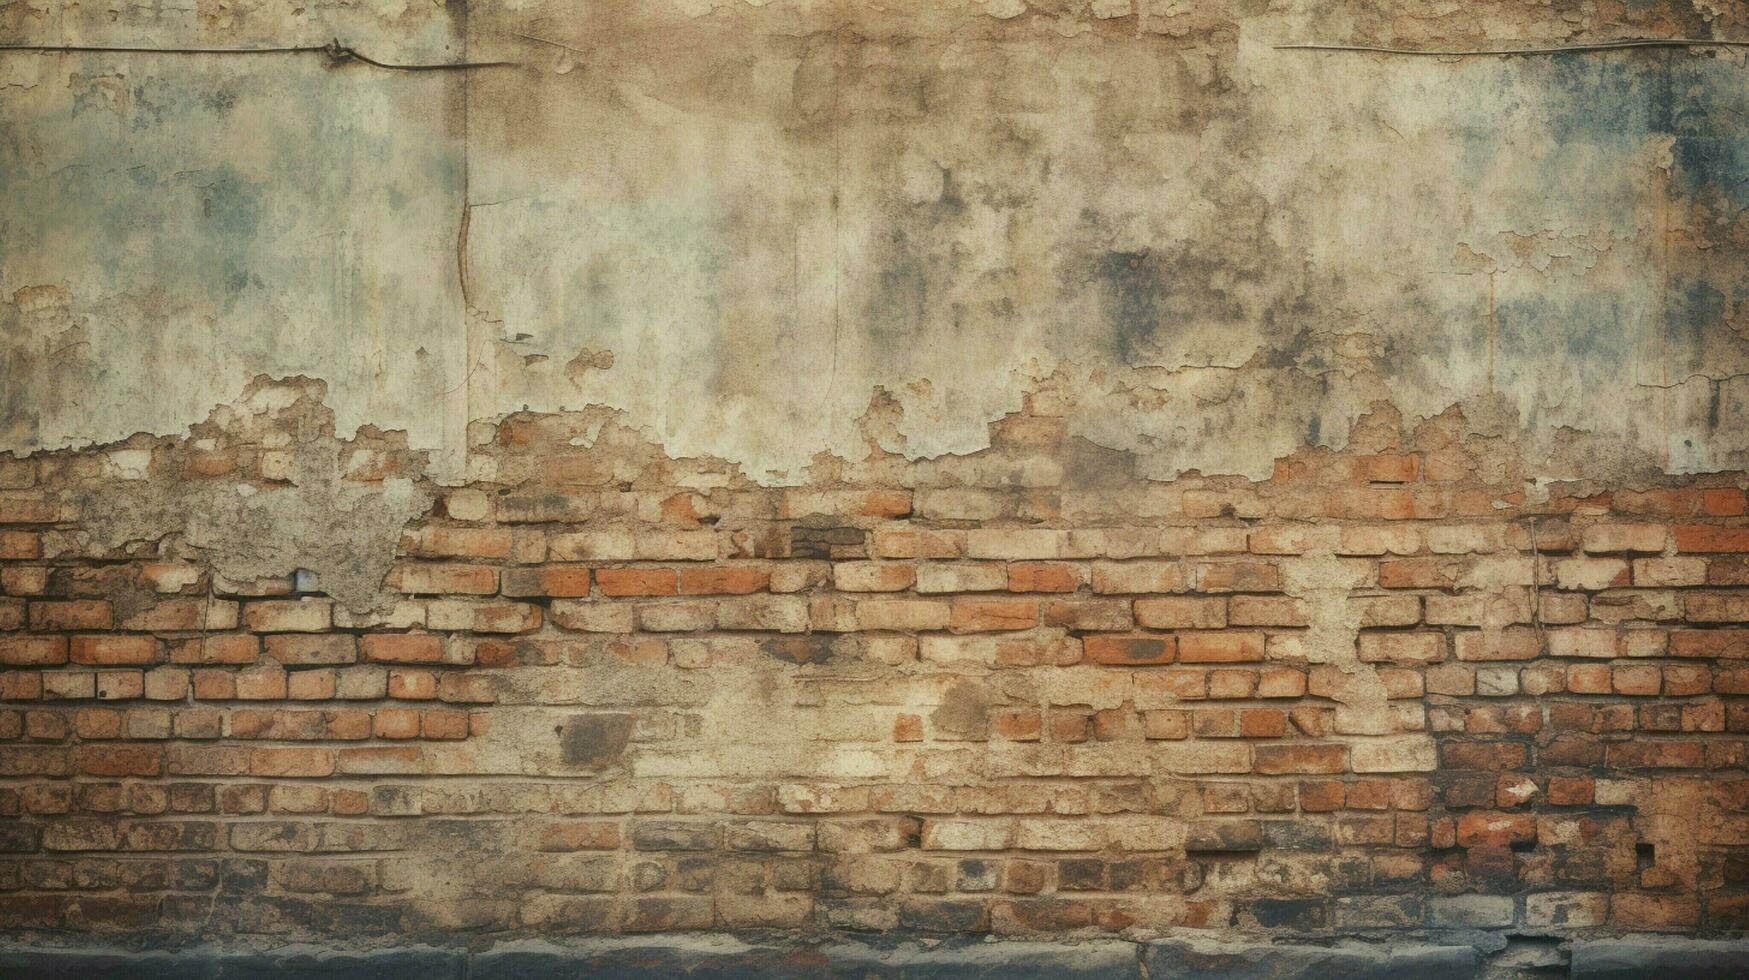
[2,387,1748,940]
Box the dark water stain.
[559,713,634,767]
[862,229,930,351]
[1096,250,1166,364]
[1091,246,1250,365]
[760,636,833,664]
[930,679,991,738]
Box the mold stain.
[1096,249,1167,364]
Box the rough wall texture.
[3,0,1749,961]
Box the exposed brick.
[1177,632,1265,663]
[500,566,592,597]
[1674,525,1749,552]
[264,635,357,667]
[1007,563,1080,593]
[949,598,1037,633]
[243,600,332,633]
[359,634,444,664]
[677,566,771,595]
[596,568,678,597]
[0,636,67,667]
[69,636,158,667]
[387,563,499,595]
[1134,596,1225,629]
[1083,634,1176,666]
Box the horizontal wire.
[0,40,514,70]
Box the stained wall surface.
[3,0,1749,954]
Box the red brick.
[1134,596,1225,629]
[677,566,770,594]
[596,567,678,596]
[1670,630,1749,659]
[1239,709,1287,738]
[69,635,157,666]
[234,665,288,701]
[1702,489,1748,516]
[949,598,1038,632]
[421,710,470,740]
[1378,559,1456,589]
[171,635,260,665]
[1007,563,1079,593]
[28,600,112,631]
[1197,563,1280,592]
[1357,632,1445,664]
[1456,811,1535,848]
[1662,665,1711,696]
[1545,775,1593,805]
[250,747,335,777]
[374,708,421,739]
[74,744,161,777]
[360,634,444,664]
[0,636,67,666]
[1298,780,1344,812]
[1040,598,1130,631]
[1440,741,1527,770]
[426,600,540,633]
[0,673,44,700]
[191,670,236,700]
[1254,744,1348,774]
[287,670,336,700]
[1083,634,1176,666]
[1674,525,1749,552]
[243,599,332,632]
[321,709,370,740]
[1090,561,1186,594]
[0,530,40,559]
[264,634,356,667]
[1612,665,1661,696]
[437,673,495,704]
[536,821,622,852]
[387,563,499,595]
[1565,664,1612,694]
[501,566,592,597]
[388,670,438,700]
[1581,523,1667,553]
[1608,740,1704,769]
[1177,632,1265,663]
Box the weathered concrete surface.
[4,1,1749,484]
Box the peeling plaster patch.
[3,4,1749,486]
[70,380,435,612]
[1281,552,1390,735]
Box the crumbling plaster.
[3,0,1748,486]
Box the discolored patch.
[930,679,993,738]
[558,713,635,768]
[760,636,833,665]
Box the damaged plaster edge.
[6,365,1749,497]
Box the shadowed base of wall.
[2,934,1747,978]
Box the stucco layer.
[4,0,1749,483]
